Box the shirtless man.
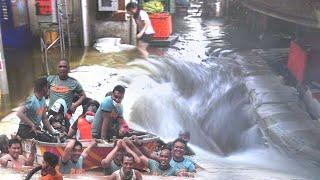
[101,140,140,175]
[0,138,35,169]
[106,153,143,180]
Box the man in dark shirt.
[47,60,86,114]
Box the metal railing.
[40,0,72,75]
[40,36,60,75]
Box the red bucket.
[149,13,172,39]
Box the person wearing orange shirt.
[40,151,63,180]
[68,99,100,139]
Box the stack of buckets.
[149,13,172,39]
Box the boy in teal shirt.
[17,77,55,142]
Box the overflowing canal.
[1,2,320,180]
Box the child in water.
[40,151,63,180]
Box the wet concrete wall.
[27,0,83,45]
[92,0,136,45]
[243,52,320,166]
[85,0,97,46]
[86,0,137,45]
[94,20,136,45]
[27,0,39,35]
[27,0,134,45]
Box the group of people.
[14,60,128,143]
[102,135,197,179]
[0,136,63,179]
[0,59,199,179]
[0,132,197,179]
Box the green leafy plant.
[143,0,164,13]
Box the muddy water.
[0,45,86,118]
[0,2,318,180]
[0,48,42,118]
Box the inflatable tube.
[25,165,42,180]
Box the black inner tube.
[25,165,42,180]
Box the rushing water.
[1,2,319,180]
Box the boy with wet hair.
[40,151,63,180]
[101,139,141,175]
[60,139,96,174]
[106,153,143,180]
[17,77,56,142]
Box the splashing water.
[1,3,318,179]
[68,52,316,179]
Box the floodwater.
[0,46,84,118]
[1,1,319,180]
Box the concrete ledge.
[246,73,320,166]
